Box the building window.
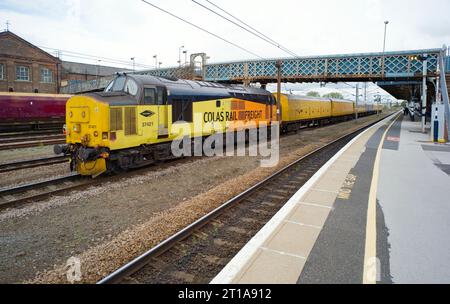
[0,64,4,80]
[16,65,30,81]
[40,67,53,83]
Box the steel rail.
[0,134,64,144]
[0,156,68,173]
[0,153,200,211]
[0,130,61,138]
[0,173,85,210]
[0,139,65,150]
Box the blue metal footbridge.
[142,48,445,84]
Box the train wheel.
[106,160,125,175]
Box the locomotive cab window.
[157,87,166,105]
[105,76,126,92]
[144,88,157,105]
[124,79,138,96]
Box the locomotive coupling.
[54,144,69,155]
[78,147,100,162]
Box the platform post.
[422,56,428,133]
[355,84,359,120]
[276,60,282,123]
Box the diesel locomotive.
[54,74,276,177]
[54,74,380,177]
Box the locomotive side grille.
[110,108,123,131]
[231,100,246,110]
[124,107,137,135]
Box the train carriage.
[0,92,71,131]
[278,94,332,121]
[330,98,354,117]
[276,93,332,132]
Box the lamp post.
[374,94,381,115]
[178,45,184,67]
[130,57,135,73]
[382,20,389,77]
[159,62,162,69]
[421,54,428,133]
[153,55,157,69]
[364,82,367,103]
[96,60,101,81]
[183,50,188,66]
[276,60,282,123]
[355,84,359,120]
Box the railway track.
[98,113,396,284]
[0,129,62,139]
[0,156,68,173]
[0,173,92,210]
[0,154,204,211]
[0,134,64,144]
[0,123,64,134]
[0,134,65,150]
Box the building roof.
[62,61,131,76]
[0,30,61,63]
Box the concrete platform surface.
[378,117,450,283]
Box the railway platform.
[212,113,450,284]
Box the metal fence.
[60,77,114,94]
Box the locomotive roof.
[85,74,272,106]
[128,74,271,96]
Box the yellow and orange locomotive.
[55,74,380,177]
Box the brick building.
[0,30,61,94]
[0,30,130,94]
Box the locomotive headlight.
[81,111,86,118]
[102,132,108,140]
[93,131,99,137]
[73,124,81,133]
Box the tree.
[323,92,344,99]
[306,91,320,97]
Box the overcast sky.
[1,0,449,69]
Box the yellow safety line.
[363,113,400,284]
